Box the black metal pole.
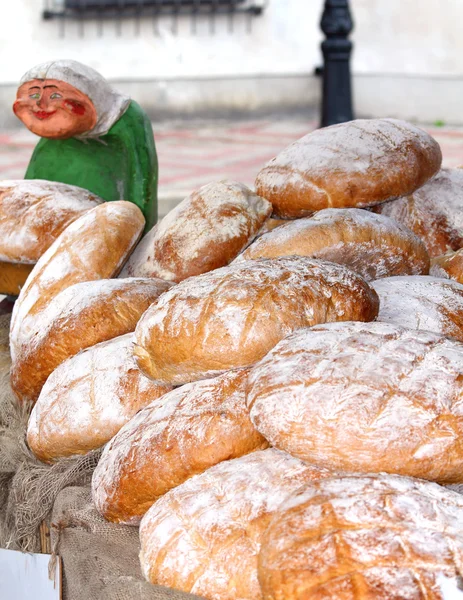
[320,0,354,127]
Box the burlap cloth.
[0,313,202,599]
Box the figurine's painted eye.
[29,93,40,100]
[50,93,62,100]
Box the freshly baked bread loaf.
[10,200,145,359]
[121,181,272,282]
[139,448,333,600]
[92,369,268,525]
[241,208,430,280]
[134,257,379,385]
[375,168,463,257]
[247,321,463,483]
[255,118,442,219]
[27,333,172,462]
[431,248,463,283]
[258,474,463,600]
[11,277,172,404]
[0,180,102,264]
[372,275,463,341]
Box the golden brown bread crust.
[139,448,333,600]
[241,208,430,281]
[0,261,34,296]
[372,275,463,342]
[374,168,463,257]
[10,200,145,360]
[27,333,172,463]
[121,180,272,282]
[255,118,442,219]
[0,180,102,264]
[133,257,379,385]
[258,474,463,600]
[254,217,287,238]
[92,369,268,525]
[11,277,172,404]
[247,321,463,483]
[431,248,463,283]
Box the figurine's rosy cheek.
[64,99,86,116]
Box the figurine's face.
[13,79,97,139]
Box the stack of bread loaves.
[10,117,463,599]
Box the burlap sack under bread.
[372,275,463,342]
[247,321,463,483]
[11,277,172,404]
[0,180,102,264]
[375,168,463,257]
[431,248,463,283]
[121,181,272,282]
[133,257,379,385]
[258,474,463,600]
[92,369,268,525]
[240,208,430,280]
[27,333,173,463]
[255,118,442,219]
[10,200,145,360]
[139,448,333,600]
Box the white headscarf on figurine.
[19,59,130,139]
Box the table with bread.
[6,117,463,599]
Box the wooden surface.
[0,261,34,296]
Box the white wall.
[1,0,463,123]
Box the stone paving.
[2,117,463,218]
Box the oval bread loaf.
[255,118,442,218]
[139,448,333,600]
[27,333,172,463]
[92,369,268,525]
[11,277,172,404]
[121,180,272,282]
[134,257,379,385]
[241,208,430,280]
[247,321,463,483]
[0,180,102,264]
[372,275,463,342]
[375,168,463,257]
[258,474,463,600]
[10,200,145,359]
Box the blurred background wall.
[0,0,461,125]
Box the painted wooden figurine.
[13,59,158,230]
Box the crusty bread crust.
[255,118,442,218]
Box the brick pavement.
[2,118,463,218]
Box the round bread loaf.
[372,275,463,341]
[375,168,463,257]
[133,257,379,385]
[121,180,272,282]
[247,321,463,483]
[431,248,463,283]
[27,333,172,463]
[240,208,430,281]
[139,448,333,600]
[0,180,102,264]
[92,369,268,525]
[255,118,442,219]
[11,277,172,404]
[10,200,145,359]
[258,474,463,600]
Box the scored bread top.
[247,320,463,483]
[259,473,463,600]
[121,180,272,282]
[133,256,379,385]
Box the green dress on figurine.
[14,60,158,230]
